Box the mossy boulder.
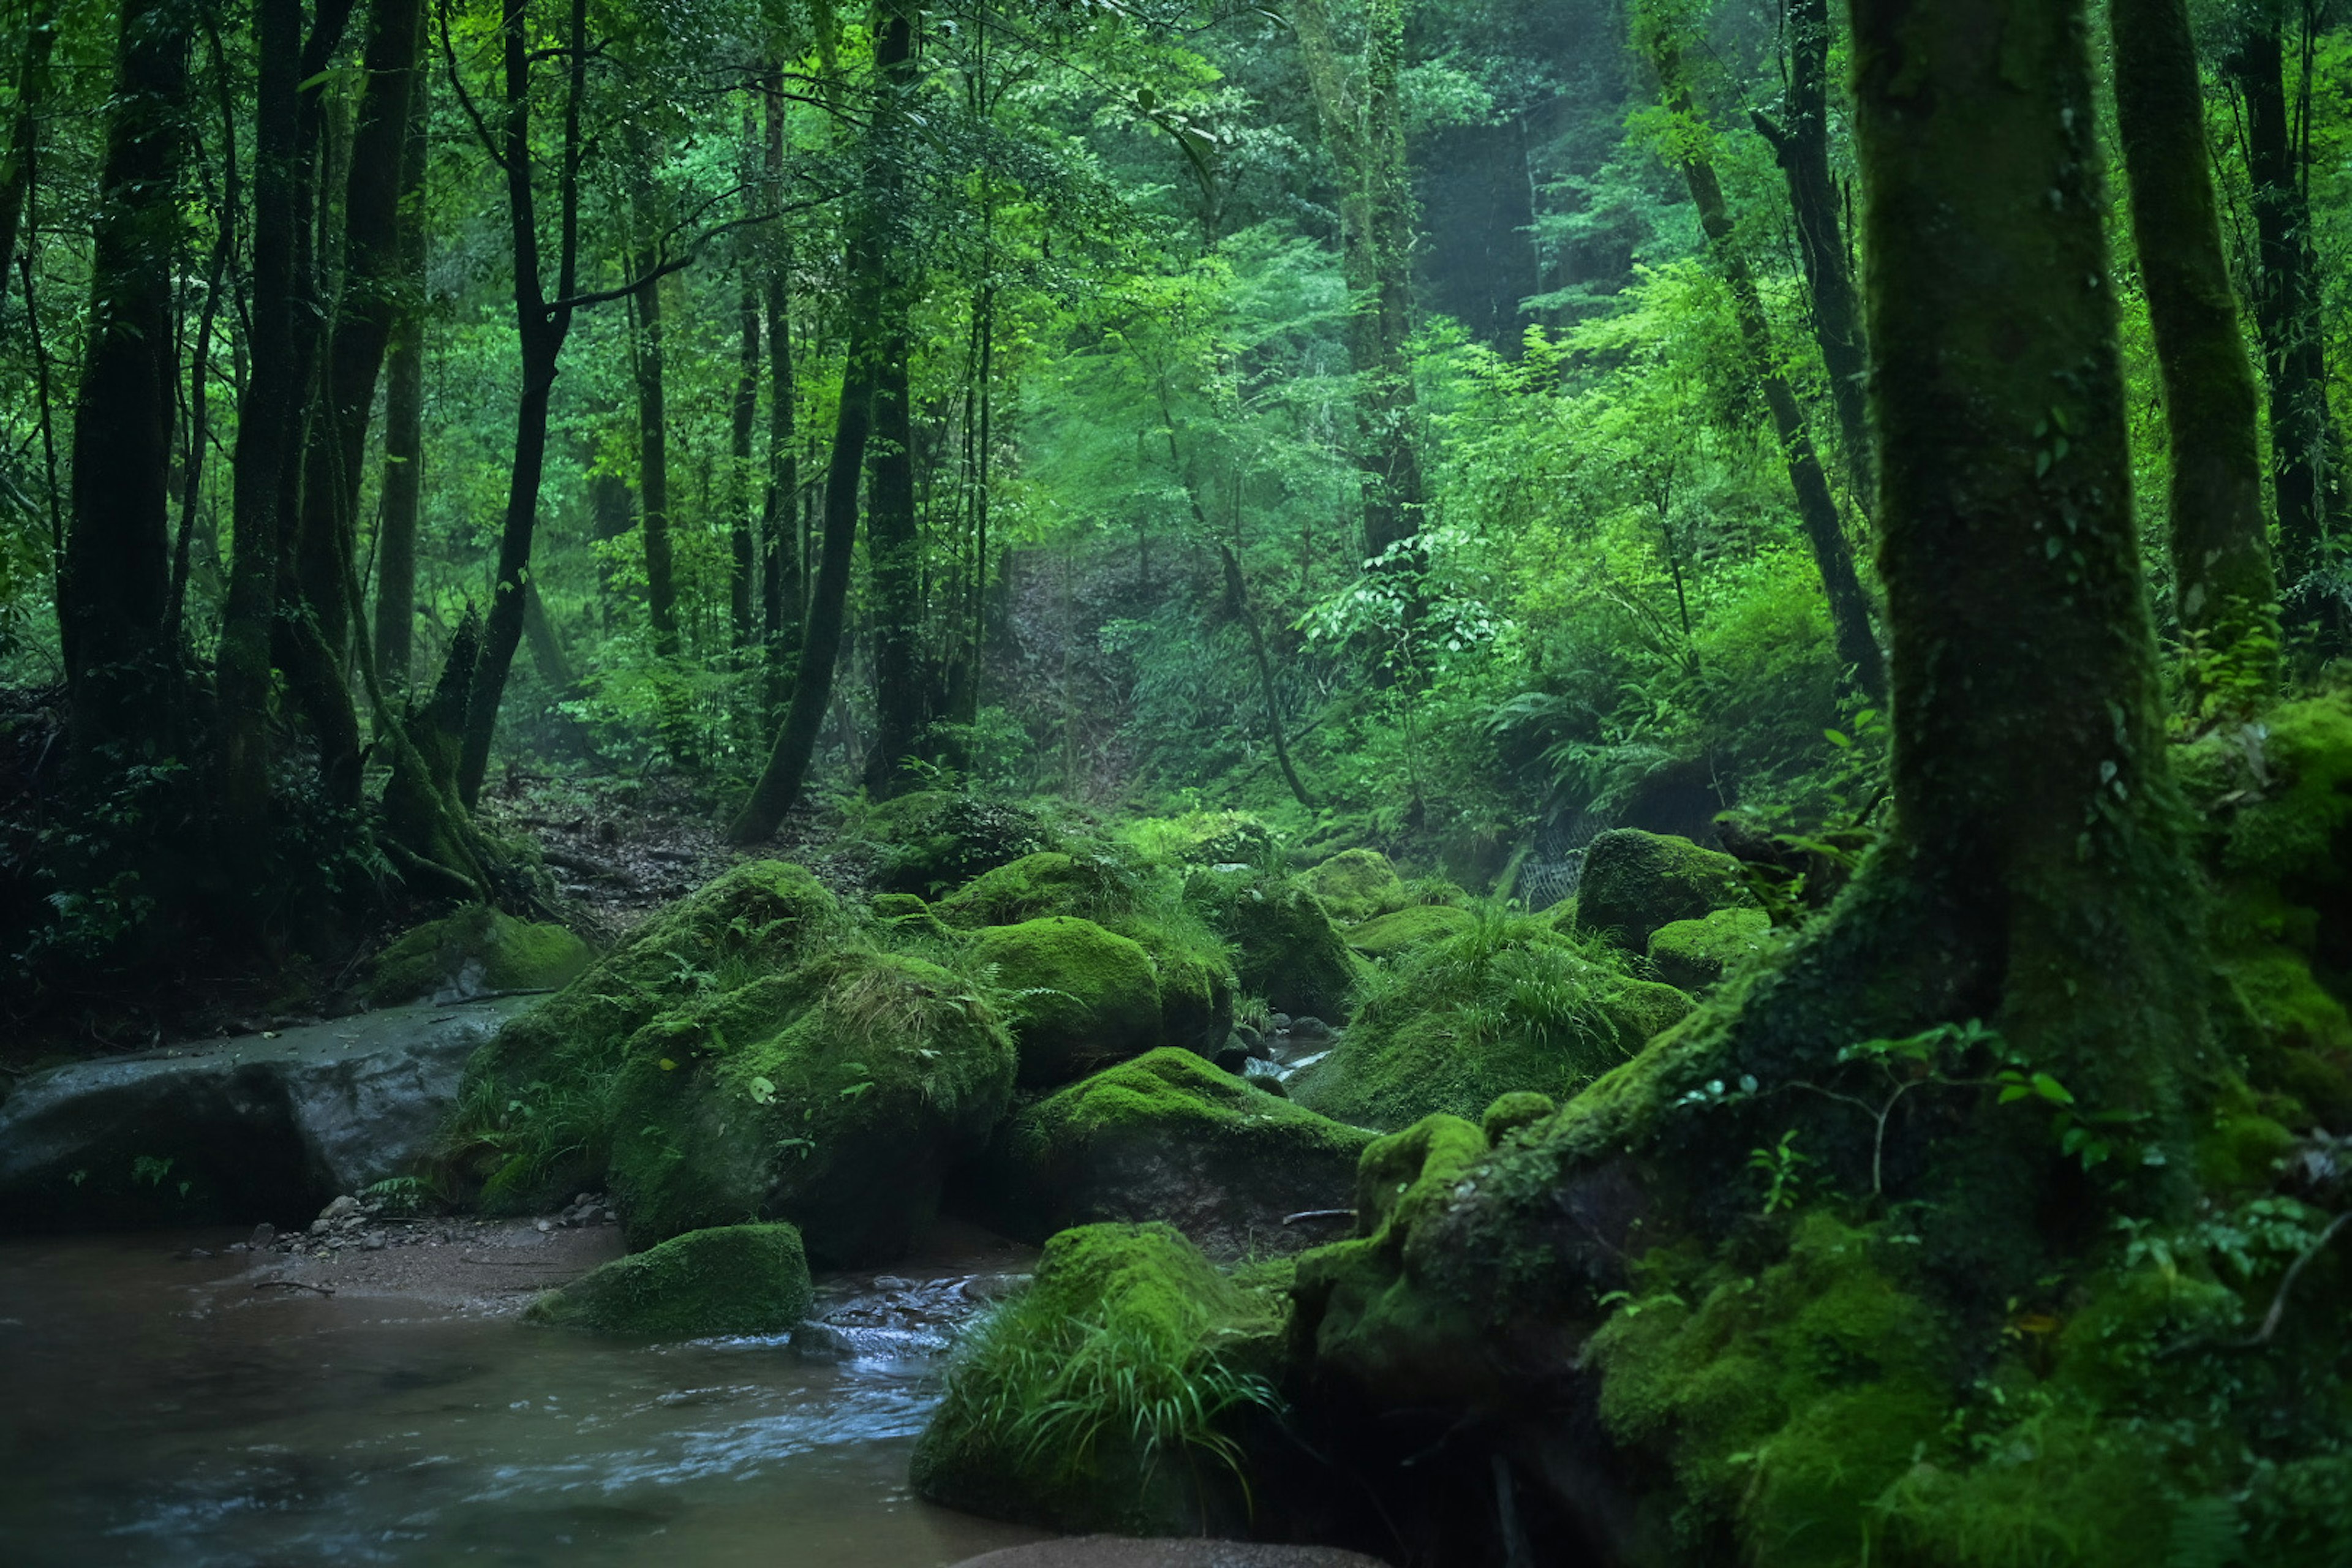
[973,916,1164,1085]
[1645,905,1774,993]
[524,1223,810,1338]
[1344,902,1477,959]
[1289,917,1690,1129]
[605,949,1017,1262]
[913,1221,1284,1535]
[1480,1090,1556,1146]
[1125,809,1276,867]
[1575,829,1756,953]
[1187,867,1362,1020]
[366,905,592,1006]
[1298,848,1411,926]
[966,1048,1378,1257]
[862,790,1060,896]
[933,850,1118,928]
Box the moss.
[1645,906,1774,994]
[366,905,592,1005]
[1299,848,1412,926]
[1119,809,1276,867]
[870,891,953,941]
[1185,865,1362,1020]
[1291,914,1689,1129]
[524,1223,810,1338]
[2195,1099,2296,1192]
[971,916,1163,1085]
[969,1047,1376,1254]
[933,850,1119,927]
[1575,829,1757,953]
[862,790,1061,896]
[1345,902,1476,959]
[913,1221,1283,1535]
[603,948,1017,1264]
[1480,1090,1556,1146]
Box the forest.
[1,0,2351,1559]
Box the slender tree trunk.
[168,233,228,648]
[760,66,798,721]
[2229,21,2329,612]
[630,250,679,659]
[1647,48,1885,699]
[728,98,760,652]
[2111,0,2275,696]
[0,0,58,314]
[863,330,922,797]
[456,0,589,807]
[1751,0,1873,509]
[1222,545,1314,807]
[374,56,429,693]
[62,0,189,760]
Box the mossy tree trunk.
[2111,0,2276,698]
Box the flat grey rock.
[0,997,535,1231]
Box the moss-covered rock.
[1645,905,1774,994]
[1344,902,1477,959]
[1290,916,1689,1129]
[966,1048,1378,1257]
[1575,829,1756,953]
[1123,809,1277,867]
[933,850,1120,928]
[971,916,1163,1085]
[862,790,1061,896]
[1480,1090,1556,1146]
[524,1222,811,1338]
[1299,849,1411,926]
[604,949,1017,1262]
[913,1222,1284,1535]
[1186,867,1362,1020]
[366,905,592,1006]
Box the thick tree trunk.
[373,61,429,693]
[456,0,588,807]
[1751,0,1873,508]
[1649,53,1885,699]
[2111,0,2275,696]
[863,331,923,797]
[2228,23,2329,614]
[62,0,189,760]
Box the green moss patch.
[861,790,1061,896]
[1299,849,1411,926]
[1575,829,1756,953]
[968,1047,1376,1256]
[1185,866,1362,1020]
[1345,902,1476,959]
[524,1223,811,1338]
[366,905,592,1006]
[973,916,1163,1085]
[913,1221,1284,1535]
[1646,905,1774,994]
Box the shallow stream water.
[0,1227,1051,1567]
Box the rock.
[0,998,533,1232]
[600,948,1017,1264]
[1186,870,1360,1022]
[1645,905,1774,993]
[1296,848,1411,926]
[963,1049,1376,1258]
[862,790,1062,896]
[526,1223,812,1338]
[320,1194,361,1222]
[1574,829,1756,953]
[914,1223,1287,1535]
[365,905,594,1007]
[1343,902,1477,959]
[1235,1023,1265,1057]
[973,917,1164,1085]
[362,1234,386,1251]
[1480,1090,1557,1145]
[791,1321,854,1360]
[1288,1016,1331,1041]
[248,1222,275,1248]
[1240,1059,1289,1096]
[534,1217,553,1233]
[1212,1042,1250,1073]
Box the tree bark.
[2228,21,2329,615]
[1648,50,1885,700]
[863,328,923,797]
[1750,0,1874,509]
[0,0,58,312]
[374,56,429,693]
[62,0,189,760]
[760,66,799,722]
[2111,0,2275,697]
[630,249,679,659]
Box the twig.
[252,1278,336,1297]
[2231,1211,2350,1349]
[1281,1207,1356,1225]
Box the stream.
[0,1224,1052,1567]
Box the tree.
[373,58,431,692]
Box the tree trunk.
[0,0,58,311]
[1222,545,1314,808]
[1750,0,1873,509]
[1648,50,1885,700]
[862,330,923,797]
[2111,0,2275,698]
[760,67,799,722]
[62,0,189,761]
[373,55,429,693]
[2228,22,2329,616]
[630,250,679,659]
[456,0,589,808]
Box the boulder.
[1645,905,1774,993]
[913,1222,1286,1536]
[1344,902,1476,959]
[966,1048,1378,1257]
[0,997,533,1231]
[864,790,1061,896]
[1187,868,1360,1021]
[525,1223,810,1338]
[974,917,1164,1085]
[1297,849,1410,926]
[605,949,1018,1263]
[1574,829,1756,953]
[365,905,592,1006]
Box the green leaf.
[2030,1072,2074,1105]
